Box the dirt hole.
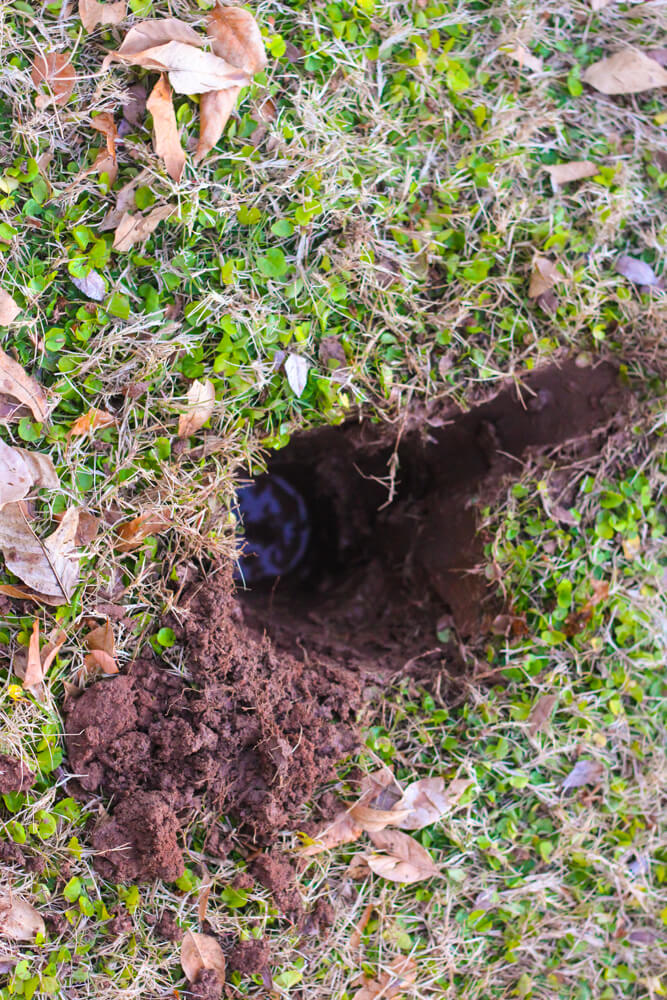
[236,359,626,667]
[64,360,627,889]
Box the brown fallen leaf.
[615,254,661,287]
[0,895,45,941]
[23,619,43,691]
[0,440,32,509]
[91,112,118,161]
[365,829,439,884]
[348,802,410,833]
[0,583,63,606]
[359,767,404,810]
[0,347,49,424]
[178,379,216,437]
[79,0,126,32]
[396,776,471,831]
[31,52,76,108]
[196,5,267,162]
[582,50,667,95]
[84,620,118,675]
[107,18,249,95]
[545,161,598,189]
[74,510,101,546]
[116,511,170,551]
[122,83,147,126]
[113,204,175,252]
[300,810,363,857]
[528,256,560,298]
[0,290,20,326]
[503,42,543,74]
[69,408,116,439]
[352,955,418,1000]
[349,902,374,952]
[180,930,225,986]
[146,75,185,183]
[0,504,80,603]
[562,758,605,790]
[528,694,558,736]
[590,0,613,9]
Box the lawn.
[0,0,665,997]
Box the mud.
[64,360,628,888]
[64,573,360,882]
[237,360,627,666]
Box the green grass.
[1,0,666,996]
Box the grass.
[0,0,666,996]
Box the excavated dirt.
[64,359,629,887]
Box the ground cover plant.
[0,0,665,996]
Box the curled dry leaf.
[528,256,560,298]
[0,895,45,941]
[503,42,543,74]
[285,354,310,397]
[196,5,267,162]
[348,802,410,833]
[69,408,116,437]
[180,930,225,986]
[31,52,76,108]
[545,161,598,188]
[300,810,363,857]
[79,0,126,32]
[366,829,439,884]
[396,776,471,831]
[24,619,43,691]
[615,254,661,287]
[85,620,118,675]
[108,18,249,95]
[352,955,418,1000]
[91,112,117,160]
[0,347,49,423]
[146,75,185,183]
[582,50,667,94]
[71,271,107,301]
[0,290,20,325]
[562,759,605,790]
[113,204,174,252]
[0,504,80,604]
[122,83,147,126]
[0,439,32,509]
[116,511,170,551]
[528,694,558,736]
[349,902,374,952]
[178,379,215,437]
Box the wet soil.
[64,359,628,888]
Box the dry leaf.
[40,629,67,675]
[116,511,169,551]
[545,161,598,188]
[528,694,558,736]
[79,0,126,31]
[23,619,43,691]
[31,52,76,108]
[0,895,45,941]
[528,257,560,298]
[562,759,605,790]
[99,168,150,231]
[582,50,667,94]
[84,620,118,674]
[91,112,118,161]
[359,767,404,811]
[122,82,147,126]
[0,290,20,325]
[300,810,363,856]
[396,776,471,831]
[349,902,373,951]
[352,955,417,1000]
[15,449,59,491]
[590,0,613,9]
[366,829,439,884]
[69,408,116,437]
[196,5,267,162]
[178,379,215,437]
[615,254,661,287]
[146,75,185,182]
[285,354,309,397]
[504,42,543,74]
[0,440,32,509]
[0,347,49,423]
[0,504,80,603]
[113,204,174,252]
[348,802,410,833]
[180,930,225,986]
[115,17,203,53]
[71,271,107,301]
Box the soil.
[63,359,629,894]
[0,752,35,795]
[228,938,271,977]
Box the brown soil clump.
[64,574,360,882]
[228,938,271,976]
[0,753,35,795]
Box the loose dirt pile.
[65,574,360,882]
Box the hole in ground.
[236,360,628,670]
